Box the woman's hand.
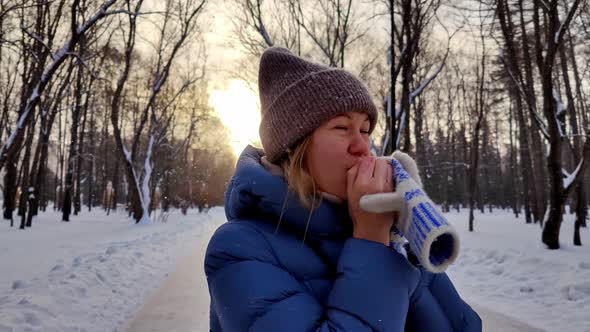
[347,156,395,246]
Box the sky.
[201,0,263,156]
[200,0,486,158]
[208,79,261,156]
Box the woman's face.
[305,112,371,200]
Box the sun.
[209,79,261,156]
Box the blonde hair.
[274,135,323,243]
[279,135,323,211]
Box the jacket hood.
[224,145,353,239]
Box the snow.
[410,62,444,100]
[122,146,132,162]
[563,159,583,190]
[380,129,390,156]
[395,103,401,119]
[0,207,224,332]
[1,206,588,331]
[139,135,155,223]
[447,208,590,332]
[1,105,32,153]
[396,110,406,148]
[553,87,567,137]
[553,87,566,116]
[76,0,118,36]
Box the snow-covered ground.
[0,207,224,332]
[447,208,590,332]
[1,206,588,331]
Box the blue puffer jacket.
[204,146,481,332]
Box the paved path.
[471,303,544,332]
[122,248,210,331]
[123,248,544,332]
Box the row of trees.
[1,0,589,249]
[0,0,236,228]
[229,0,589,248]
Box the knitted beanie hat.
[258,47,378,163]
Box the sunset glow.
[209,80,261,156]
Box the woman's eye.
[334,126,369,134]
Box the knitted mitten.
[359,151,460,273]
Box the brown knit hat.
[258,47,378,163]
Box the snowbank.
[447,209,590,332]
[0,207,225,332]
[1,206,588,332]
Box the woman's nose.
[348,132,370,157]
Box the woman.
[205,47,481,331]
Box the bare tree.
[0,0,124,173]
[110,0,207,223]
[231,0,300,56]
[467,3,490,232]
[287,0,368,67]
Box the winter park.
[1,0,590,331]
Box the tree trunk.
[468,43,486,232]
[540,0,583,249]
[25,109,46,227]
[18,119,36,229]
[74,81,91,215]
[87,95,96,211]
[62,64,84,222]
[3,159,17,226]
[508,101,519,218]
[568,29,588,228]
[559,37,586,245]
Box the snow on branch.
[409,12,462,104]
[75,0,119,36]
[409,21,453,103]
[553,87,566,116]
[410,60,445,101]
[553,87,566,137]
[122,146,133,163]
[396,111,406,149]
[103,8,165,17]
[391,44,407,79]
[139,135,155,224]
[3,106,32,150]
[538,0,551,13]
[554,0,583,46]
[0,0,124,172]
[122,145,146,217]
[21,26,54,59]
[563,159,583,190]
[498,54,550,140]
[66,52,100,80]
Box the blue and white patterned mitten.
[359,151,460,273]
